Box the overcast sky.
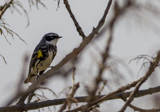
[1,0,160,111]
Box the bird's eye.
[46,36,54,41]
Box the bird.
[24,32,62,83]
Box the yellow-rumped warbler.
[24,32,62,83]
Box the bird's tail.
[24,74,36,83]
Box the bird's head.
[42,32,62,46]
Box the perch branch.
[1,85,160,112]
[17,0,112,104]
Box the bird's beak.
[58,36,62,39]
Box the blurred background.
[1,0,160,111]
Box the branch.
[0,54,7,64]
[70,1,133,111]
[119,51,160,112]
[58,83,79,112]
[0,0,13,20]
[1,85,160,112]
[122,98,160,112]
[83,1,114,109]
[17,0,113,104]
[63,0,86,39]
[67,77,142,112]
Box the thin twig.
[119,51,160,112]
[0,54,7,64]
[1,85,160,112]
[58,83,79,112]
[0,0,13,19]
[63,0,86,39]
[67,77,142,112]
[122,98,160,112]
[59,69,78,112]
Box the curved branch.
[0,0,13,19]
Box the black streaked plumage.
[24,32,62,83]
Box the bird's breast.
[37,51,53,71]
[43,51,53,67]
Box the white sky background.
[1,0,160,111]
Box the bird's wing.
[25,44,46,83]
[27,43,43,74]
[29,44,49,69]
[27,49,39,75]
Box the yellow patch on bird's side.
[37,50,43,58]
